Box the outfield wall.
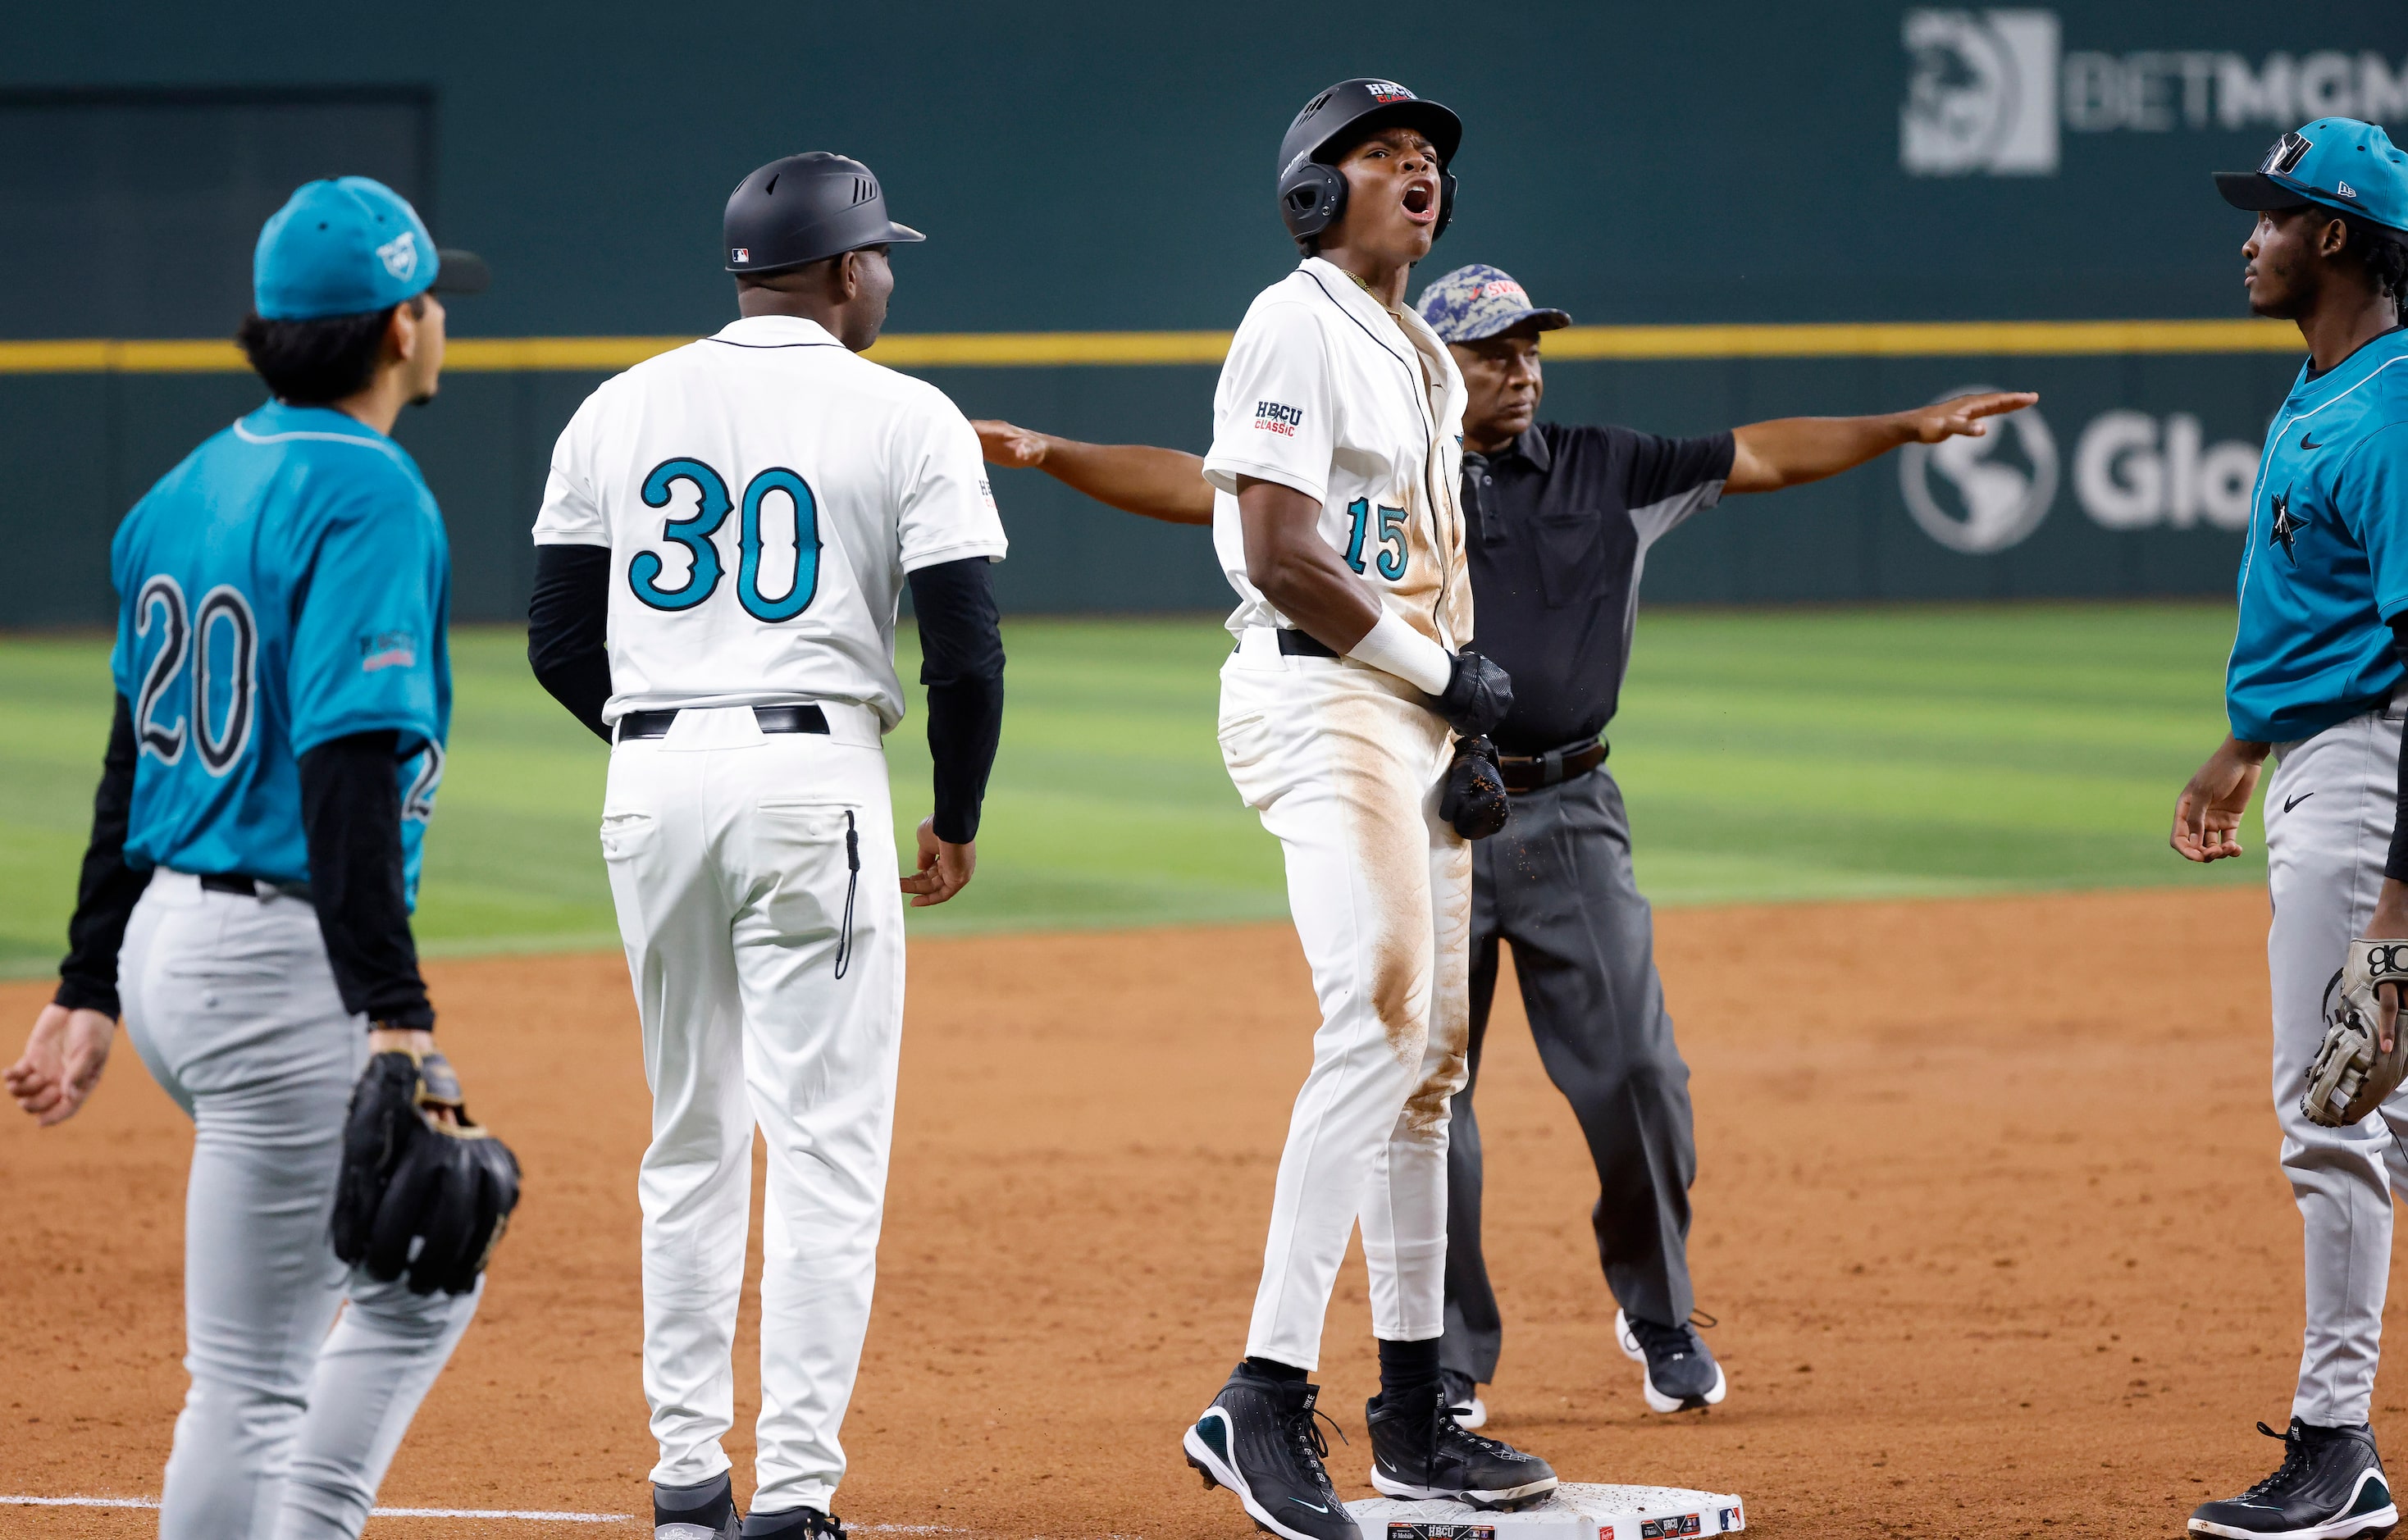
[0,343,2306,626]
[4,0,2401,623]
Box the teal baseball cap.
[253,176,490,321]
[2216,118,2408,237]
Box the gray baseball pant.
[1439,763,1696,1387]
[2265,696,2408,1429]
[118,870,480,1540]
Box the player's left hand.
[972,419,1049,469]
[1899,391,2040,443]
[903,817,976,907]
[5,1002,116,1127]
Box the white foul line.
[0,1493,630,1522]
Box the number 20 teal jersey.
[110,400,451,900]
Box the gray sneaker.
[1616,1308,1727,1413]
[654,1474,740,1540]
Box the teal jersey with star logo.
[2226,327,2408,744]
[108,401,451,900]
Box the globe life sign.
[1897,387,2268,555]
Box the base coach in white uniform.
[527,153,1007,1540]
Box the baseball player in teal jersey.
[2173,120,2408,1540]
[5,178,517,1540]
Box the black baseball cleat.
[1617,1308,1727,1414]
[654,1474,741,1540]
[2190,1419,2397,1540]
[1183,1364,1357,1540]
[1366,1380,1558,1510]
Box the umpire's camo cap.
[1416,263,1571,344]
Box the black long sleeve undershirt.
[55,704,431,1029]
[53,695,146,1018]
[528,543,613,741]
[909,556,1006,845]
[299,731,435,1031]
[525,541,1005,844]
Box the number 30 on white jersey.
[533,314,1008,733]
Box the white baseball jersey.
[1203,255,1472,651]
[533,314,1007,731]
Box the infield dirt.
[0,886,2360,1538]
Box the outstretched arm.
[1726,390,2038,494]
[974,420,1214,526]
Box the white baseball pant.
[597,703,905,1517]
[2265,694,2408,1428]
[117,870,481,1540]
[1217,627,1473,1370]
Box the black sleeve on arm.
[906,556,1006,845]
[54,694,147,1017]
[299,731,434,1031]
[2391,615,2408,884]
[1623,428,1739,508]
[528,543,613,742]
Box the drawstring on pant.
[834,810,860,979]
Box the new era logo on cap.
[2340,180,2358,198]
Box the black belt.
[1231,629,1342,659]
[1498,737,1607,793]
[198,872,313,901]
[617,704,831,741]
[1275,629,1339,658]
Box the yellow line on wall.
[0,317,2305,375]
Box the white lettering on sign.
[1904,11,2408,174]
[2073,412,2258,532]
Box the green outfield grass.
[0,605,2262,977]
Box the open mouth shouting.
[1402,179,1438,225]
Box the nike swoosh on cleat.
[1290,1501,1329,1513]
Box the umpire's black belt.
[616,704,830,740]
[1498,736,1607,794]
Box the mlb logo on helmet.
[732,247,751,263]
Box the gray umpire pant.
[1439,763,1697,1387]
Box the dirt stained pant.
[2266,693,2408,1428]
[598,703,905,1516]
[1219,626,1473,1370]
[118,870,481,1540]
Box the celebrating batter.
[527,153,1006,1540]
[1174,79,1555,1540]
[2173,118,2408,1540]
[5,177,513,1540]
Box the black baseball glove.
[1439,735,1511,841]
[331,1048,520,1295]
[1437,649,1513,739]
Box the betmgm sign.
[1902,8,2408,176]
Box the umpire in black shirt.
[971,264,2032,1422]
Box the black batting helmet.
[723,152,925,276]
[1276,79,1462,253]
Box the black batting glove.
[1440,736,1511,841]
[1437,649,1513,738]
